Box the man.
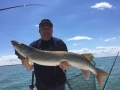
[15,19,68,90]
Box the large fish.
[11,40,108,89]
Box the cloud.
[35,25,39,27]
[0,55,21,66]
[0,55,17,61]
[70,48,94,54]
[69,46,120,57]
[73,43,82,46]
[104,38,116,42]
[96,46,119,51]
[96,46,120,55]
[68,36,92,41]
[91,2,112,10]
[73,44,78,46]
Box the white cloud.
[91,2,112,10]
[0,55,21,66]
[70,48,94,54]
[104,38,116,42]
[69,46,120,57]
[0,55,17,61]
[35,25,39,27]
[96,46,119,51]
[68,36,92,41]
[73,44,78,46]
[96,46,120,56]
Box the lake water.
[0,56,120,90]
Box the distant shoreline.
[0,64,22,67]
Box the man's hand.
[21,58,33,70]
[59,62,70,73]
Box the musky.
[0,0,120,66]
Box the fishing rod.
[102,51,120,90]
[0,30,28,43]
[0,4,47,11]
[29,70,35,90]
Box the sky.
[0,0,120,66]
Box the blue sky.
[0,0,120,66]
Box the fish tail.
[96,68,109,89]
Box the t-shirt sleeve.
[52,38,68,51]
[59,40,68,51]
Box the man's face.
[39,25,53,41]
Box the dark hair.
[39,19,53,28]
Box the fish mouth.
[11,40,20,46]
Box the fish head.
[11,40,34,57]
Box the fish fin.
[81,69,90,80]
[81,53,94,62]
[27,57,34,66]
[28,61,34,66]
[96,68,109,89]
[61,61,71,68]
